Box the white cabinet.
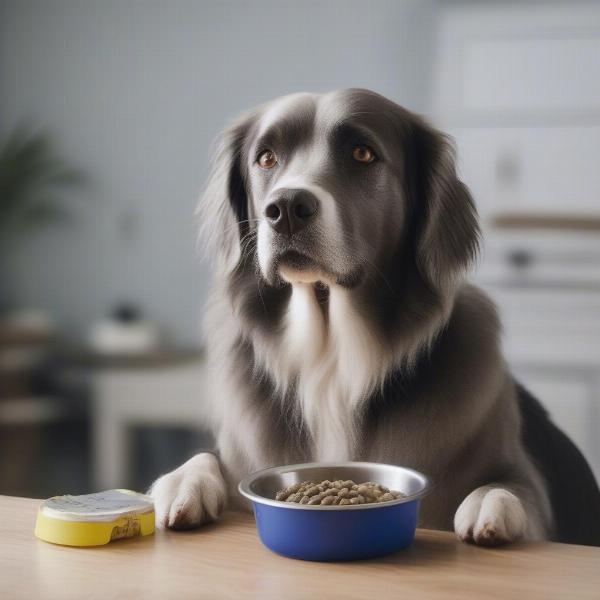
[433,3,600,481]
[433,2,600,219]
[91,360,209,489]
[477,234,600,481]
[450,127,600,219]
[461,36,600,114]
[440,35,600,116]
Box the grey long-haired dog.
[151,89,600,546]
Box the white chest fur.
[269,283,392,461]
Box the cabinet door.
[434,4,600,119]
[450,127,600,218]
[444,36,600,116]
[433,3,600,217]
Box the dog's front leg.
[149,452,227,529]
[454,483,547,546]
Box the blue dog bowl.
[238,462,431,561]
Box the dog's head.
[200,89,478,297]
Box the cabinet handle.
[507,249,534,269]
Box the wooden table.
[1,496,599,599]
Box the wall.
[0,0,436,345]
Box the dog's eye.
[352,145,376,164]
[257,149,278,169]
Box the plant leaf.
[0,126,87,227]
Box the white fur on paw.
[149,453,227,530]
[454,487,527,546]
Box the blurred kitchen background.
[0,0,598,497]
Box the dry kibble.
[276,479,405,505]
[275,482,303,501]
[286,492,303,503]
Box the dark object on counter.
[111,303,143,324]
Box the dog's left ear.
[404,116,480,295]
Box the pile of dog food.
[275,479,405,505]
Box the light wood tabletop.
[1,495,599,600]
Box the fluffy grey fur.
[151,89,599,546]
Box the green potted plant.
[0,126,85,233]
[0,126,86,354]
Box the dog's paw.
[149,453,227,530]
[454,487,527,546]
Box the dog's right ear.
[403,115,480,299]
[197,110,258,272]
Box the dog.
[151,89,600,546]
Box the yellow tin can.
[35,489,155,547]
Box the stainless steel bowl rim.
[238,461,432,511]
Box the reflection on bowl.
[238,461,431,561]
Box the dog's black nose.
[265,189,318,235]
